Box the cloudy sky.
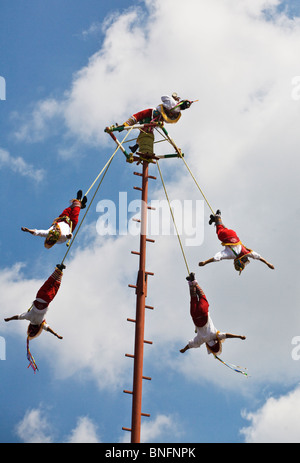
[1,0,300,444]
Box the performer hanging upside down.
[198,210,275,274]
[180,273,246,355]
[4,264,65,372]
[21,190,87,249]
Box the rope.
[156,161,190,275]
[60,152,116,266]
[85,126,135,197]
[154,125,215,215]
[61,126,135,264]
[178,153,215,215]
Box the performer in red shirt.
[122,93,192,129]
[180,273,246,355]
[110,93,194,155]
[5,265,65,372]
[198,210,274,274]
[21,190,87,249]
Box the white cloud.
[13,98,62,143]
[15,406,101,443]
[0,148,45,182]
[65,416,101,443]
[227,0,280,17]
[240,385,300,443]
[141,414,182,443]
[16,408,53,443]
[120,413,182,443]
[81,21,102,40]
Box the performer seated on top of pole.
[21,190,87,249]
[198,210,275,274]
[111,93,194,155]
[123,93,192,129]
[4,264,65,372]
[180,272,246,355]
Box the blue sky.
[1,0,300,444]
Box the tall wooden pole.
[131,159,149,443]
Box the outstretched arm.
[4,316,19,322]
[180,334,246,354]
[180,344,190,353]
[258,257,274,269]
[198,258,214,267]
[225,333,246,340]
[46,326,63,340]
[21,227,35,235]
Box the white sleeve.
[213,249,234,261]
[18,311,31,321]
[248,250,261,260]
[213,251,225,261]
[188,332,204,349]
[217,332,227,340]
[33,229,50,238]
[188,338,201,348]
